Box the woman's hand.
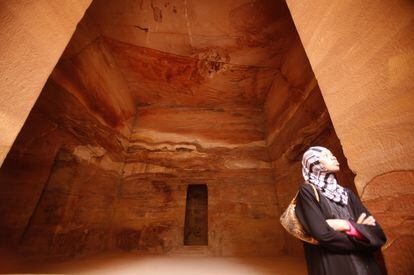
[326,219,351,231]
[357,212,376,226]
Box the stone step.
[168,245,210,256]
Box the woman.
[295,146,387,275]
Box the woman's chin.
[329,165,340,172]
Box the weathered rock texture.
[285,0,414,273]
[116,106,282,256]
[1,0,301,258]
[0,0,92,166]
[4,1,410,274]
[85,0,299,108]
[5,105,283,257]
[0,15,135,250]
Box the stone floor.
[0,253,307,274]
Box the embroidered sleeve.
[345,221,364,240]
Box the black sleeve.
[295,184,362,252]
[347,189,387,251]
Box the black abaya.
[295,183,387,275]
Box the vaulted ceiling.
[73,0,297,108]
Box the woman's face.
[319,150,340,172]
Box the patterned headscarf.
[302,146,348,205]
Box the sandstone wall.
[3,0,409,266]
[264,35,356,255]
[0,0,92,166]
[0,16,135,252]
[6,106,284,257]
[115,107,284,256]
[285,0,414,273]
[0,1,286,256]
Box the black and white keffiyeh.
[302,146,348,205]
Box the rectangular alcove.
[184,184,208,246]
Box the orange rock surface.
[286,1,414,273]
[1,0,412,274]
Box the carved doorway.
[184,184,208,245]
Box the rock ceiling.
[81,0,296,108]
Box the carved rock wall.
[2,2,409,272]
[19,148,124,257]
[0,0,92,166]
[4,107,284,257]
[113,107,283,256]
[0,16,135,251]
[0,0,290,258]
[285,0,414,273]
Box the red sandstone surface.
[1,0,413,274]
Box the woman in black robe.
[295,146,387,275]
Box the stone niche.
[184,184,208,246]
[0,0,357,262]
